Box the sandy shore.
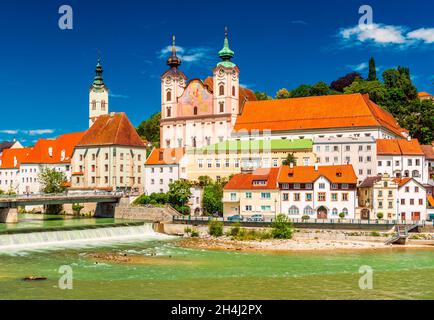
[177,236,434,253]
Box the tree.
[208,220,224,237]
[289,84,312,98]
[368,57,377,81]
[203,182,224,215]
[282,153,297,166]
[271,214,293,239]
[310,81,330,96]
[275,88,291,99]
[167,179,192,214]
[38,168,67,194]
[137,112,161,146]
[254,91,272,100]
[344,79,387,105]
[330,72,362,92]
[197,175,212,187]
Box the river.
[0,215,433,300]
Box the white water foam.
[0,223,174,254]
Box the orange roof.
[428,195,434,207]
[392,177,413,187]
[418,92,432,97]
[77,112,145,148]
[0,147,33,169]
[377,139,424,156]
[278,164,357,184]
[145,148,185,165]
[421,145,434,160]
[224,168,280,190]
[23,132,85,164]
[234,93,405,137]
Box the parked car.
[247,214,265,222]
[227,215,244,222]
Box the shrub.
[370,231,381,237]
[208,220,224,237]
[229,222,241,237]
[233,228,272,241]
[72,203,84,215]
[301,215,310,221]
[133,194,151,205]
[339,212,345,220]
[271,214,293,239]
[191,230,200,237]
[377,212,384,220]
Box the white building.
[144,148,186,194]
[396,178,427,221]
[278,164,358,220]
[376,138,427,184]
[89,59,109,128]
[0,147,32,193]
[314,136,376,184]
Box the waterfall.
[0,223,172,252]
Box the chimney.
[407,135,411,141]
[290,162,294,169]
[314,163,319,171]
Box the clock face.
[165,76,172,84]
[218,68,225,78]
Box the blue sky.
[1,0,434,145]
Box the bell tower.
[213,27,239,125]
[89,58,109,127]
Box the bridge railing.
[0,191,124,201]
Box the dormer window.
[253,180,267,186]
[336,172,342,177]
[219,85,225,96]
[166,91,172,102]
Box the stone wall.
[114,198,180,222]
[0,208,18,223]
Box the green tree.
[208,220,224,237]
[271,214,293,239]
[38,168,67,194]
[197,175,212,187]
[254,91,272,100]
[290,84,312,98]
[167,179,192,215]
[282,153,297,166]
[275,88,291,99]
[344,79,387,105]
[203,182,224,215]
[330,72,362,92]
[368,57,377,81]
[137,112,161,146]
[38,168,67,214]
[310,81,330,96]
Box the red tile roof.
[0,147,33,169]
[234,93,405,137]
[224,168,280,190]
[377,139,424,156]
[278,164,357,184]
[23,132,85,164]
[393,177,413,188]
[418,92,432,98]
[421,145,434,160]
[145,148,185,165]
[77,112,145,148]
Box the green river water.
[0,215,434,300]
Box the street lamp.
[274,198,278,220]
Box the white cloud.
[407,28,434,43]
[291,20,307,25]
[158,45,213,64]
[109,93,130,99]
[348,62,368,72]
[340,23,407,46]
[24,129,55,136]
[0,130,18,135]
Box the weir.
[0,223,170,252]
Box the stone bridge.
[0,193,122,223]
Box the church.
[160,30,256,149]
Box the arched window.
[232,86,236,96]
[332,208,338,215]
[404,170,410,177]
[342,208,348,216]
[412,170,420,178]
[101,100,106,111]
[193,106,198,115]
[288,205,299,215]
[91,100,96,110]
[166,91,172,102]
[219,102,224,113]
[219,85,224,96]
[303,206,314,216]
[166,107,171,117]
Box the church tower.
[161,36,186,122]
[213,27,239,126]
[89,59,109,127]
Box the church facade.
[159,31,256,149]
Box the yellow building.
[186,139,314,182]
[223,168,280,218]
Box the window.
[101,100,106,111]
[288,206,299,215]
[225,159,230,168]
[193,107,198,115]
[160,167,163,173]
[388,190,393,197]
[104,164,108,172]
[318,193,326,201]
[410,199,414,205]
[230,193,237,201]
[401,199,405,205]
[92,154,96,161]
[91,165,96,172]
[319,183,325,189]
[219,85,224,96]
[405,186,410,193]
[105,153,109,160]
[342,208,348,216]
[166,107,171,117]
[333,146,338,152]
[305,183,313,189]
[331,183,338,189]
[245,205,252,211]
[198,160,203,168]
[272,159,278,167]
[215,160,221,168]
[332,208,338,215]
[412,170,420,178]
[246,192,252,199]
[306,193,313,201]
[104,176,108,184]
[304,206,314,216]
[416,159,420,166]
[387,161,391,167]
[408,159,413,166]
[219,102,224,113]
[261,192,271,199]
[120,165,124,172]
[366,156,371,162]
[419,199,423,205]
[207,160,212,168]
[294,193,300,201]
[120,177,124,184]
[378,201,383,209]
[232,86,236,96]
[388,201,393,209]
[166,91,172,102]
[261,205,272,212]
[283,193,289,201]
[294,183,301,189]
[378,161,382,167]
[331,193,338,201]
[159,179,163,185]
[342,183,349,189]
[345,145,351,152]
[91,100,96,110]
[342,193,349,201]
